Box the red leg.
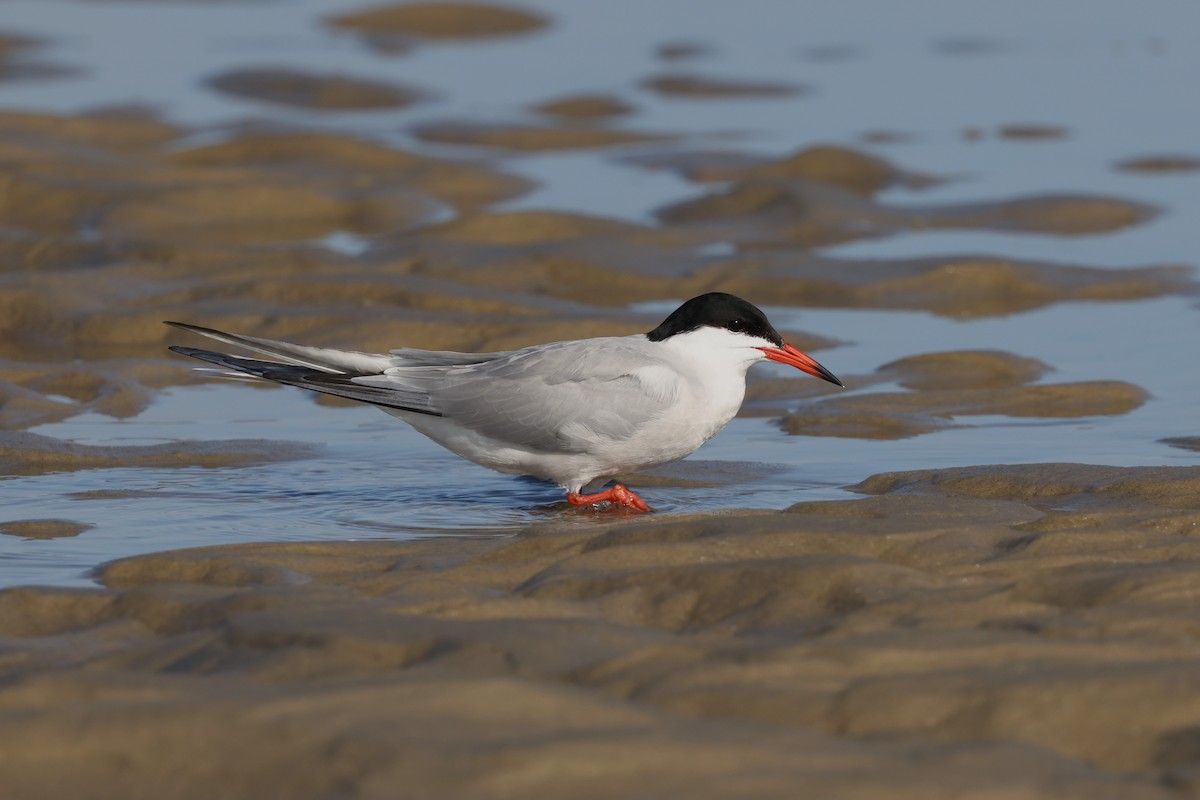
[567,483,651,512]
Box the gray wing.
[164,321,395,373]
[168,323,681,445]
[165,321,514,371]
[168,346,442,415]
[389,347,513,367]
[166,322,514,415]
[375,338,684,453]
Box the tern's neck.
[651,330,757,436]
[654,328,763,380]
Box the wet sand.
[0,103,1195,798]
[5,463,1200,798]
[2,0,1200,795]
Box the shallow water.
[5,291,1193,587]
[3,385,818,586]
[1,0,1197,588]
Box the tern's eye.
[727,319,745,332]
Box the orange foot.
[567,483,652,512]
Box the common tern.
[166,292,842,511]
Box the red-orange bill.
[759,344,843,387]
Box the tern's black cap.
[646,293,784,346]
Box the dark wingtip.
[166,320,237,339]
[164,320,212,334]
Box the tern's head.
[647,293,843,386]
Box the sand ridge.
[772,350,1149,439]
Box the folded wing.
[418,339,682,453]
[167,324,682,453]
[168,346,442,415]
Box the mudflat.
[2,1,1199,795]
